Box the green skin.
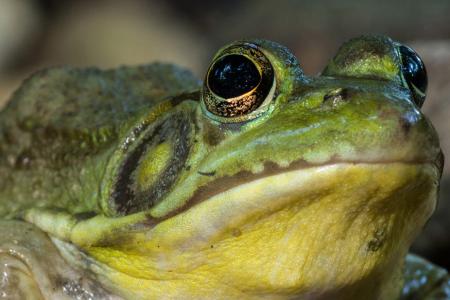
[0,35,448,299]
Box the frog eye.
[398,44,427,107]
[202,43,275,121]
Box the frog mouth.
[148,153,443,225]
[145,162,439,251]
[59,160,440,252]
[186,155,443,213]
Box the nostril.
[323,88,350,106]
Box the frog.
[0,35,448,300]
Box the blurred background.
[0,0,449,269]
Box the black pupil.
[208,54,261,98]
[400,45,427,94]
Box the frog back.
[0,64,200,218]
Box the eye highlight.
[202,43,275,121]
[398,44,428,107]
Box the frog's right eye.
[202,43,275,122]
[398,44,427,107]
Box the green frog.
[0,35,448,299]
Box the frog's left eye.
[398,44,428,107]
[202,43,275,121]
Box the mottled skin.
[0,36,448,299]
[0,64,200,218]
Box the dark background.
[0,0,449,269]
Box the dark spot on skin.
[198,170,216,176]
[2,129,17,144]
[202,121,225,146]
[366,228,386,252]
[185,165,191,171]
[93,230,138,248]
[366,239,383,252]
[73,211,97,221]
[231,228,242,237]
[210,245,214,248]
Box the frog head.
[24,35,442,299]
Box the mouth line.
[143,161,438,252]
[69,161,438,250]
[151,158,439,223]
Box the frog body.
[0,35,448,299]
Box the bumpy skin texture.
[0,36,448,299]
[0,64,200,218]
